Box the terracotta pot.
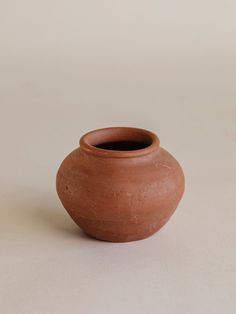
[56,127,185,242]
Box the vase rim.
[79,127,160,158]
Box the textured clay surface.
[56,127,185,242]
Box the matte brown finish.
[56,127,185,242]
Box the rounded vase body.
[56,127,185,242]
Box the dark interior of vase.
[94,140,150,151]
[88,128,154,152]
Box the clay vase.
[56,127,185,242]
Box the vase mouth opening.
[80,127,160,158]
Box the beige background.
[0,1,236,313]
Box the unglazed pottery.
[56,127,185,242]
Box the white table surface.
[1,1,236,313]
